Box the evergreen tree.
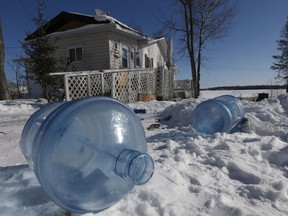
[271,17,288,92]
[22,0,58,98]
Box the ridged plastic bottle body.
[214,95,245,129]
[20,97,154,213]
[192,95,244,134]
[20,102,63,169]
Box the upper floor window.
[68,46,83,62]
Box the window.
[145,54,148,68]
[68,47,83,62]
[135,52,140,67]
[145,54,153,68]
[122,47,128,68]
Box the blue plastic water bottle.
[20,97,154,213]
[192,95,245,134]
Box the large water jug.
[192,95,245,134]
[20,96,154,213]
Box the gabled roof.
[25,11,149,41]
[25,11,170,62]
[25,11,110,40]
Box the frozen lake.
[200,89,286,99]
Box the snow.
[1,92,288,216]
[93,10,141,35]
[201,89,286,99]
[94,14,133,32]
[94,15,148,38]
[94,15,114,22]
[48,13,148,42]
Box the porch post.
[101,73,104,95]
[87,73,91,97]
[111,73,115,98]
[64,74,70,101]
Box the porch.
[49,68,175,103]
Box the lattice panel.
[111,70,157,103]
[175,80,192,90]
[103,73,112,96]
[138,72,155,93]
[155,68,174,100]
[139,73,148,93]
[68,75,88,100]
[155,69,163,96]
[60,68,174,102]
[90,74,103,96]
[146,72,156,93]
[128,72,139,102]
[112,72,129,103]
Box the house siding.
[108,32,166,70]
[52,31,110,71]
[142,43,166,69]
[108,32,139,69]
[50,27,166,72]
[25,13,171,99]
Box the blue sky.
[1,0,288,88]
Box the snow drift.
[1,94,288,216]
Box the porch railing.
[174,79,193,99]
[50,68,174,103]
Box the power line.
[5,46,22,49]
[205,64,270,71]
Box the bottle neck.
[115,149,154,185]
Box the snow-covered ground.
[1,91,288,216]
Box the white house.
[25,10,174,101]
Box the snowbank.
[1,94,288,215]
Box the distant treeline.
[201,85,287,91]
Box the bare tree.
[9,59,27,98]
[0,19,10,100]
[271,17,288,93]
[163,0,237,98]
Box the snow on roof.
[26,10,158,43]
[67,11,95,18]
[94,15,149,39]
[47,23,110,37]
[46,13,151,41]
[66,12,140,35]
